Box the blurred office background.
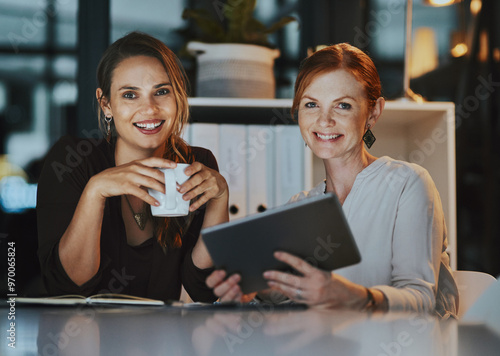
[0,0,498,295]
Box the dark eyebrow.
[335,95,358,102]
[118,83,172,91]
[119,86,140,91]
[154,82,171,89]
[301,95,358,102]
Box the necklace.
[124,195,148,230]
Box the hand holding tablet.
[202,193,361,294]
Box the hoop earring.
[363,124,376,149]
[105,115,113,143]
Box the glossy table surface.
[1,303,499,356]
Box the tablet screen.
[202,193,361,294]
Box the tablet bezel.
[201,193,361,294]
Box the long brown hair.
[292,43,381,115]
[96,31,193,249]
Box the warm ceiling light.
[423,0,461,6]
[470,0,482,15]
[451,43,468,57]
[493,48,500,63]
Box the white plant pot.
[187,41,280,98]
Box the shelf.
[188,97,295,125]
[187,98,454,126]
[187,98,457,268]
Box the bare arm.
[57,178,105,286]
[176,161,229,270]
[191,190,229,268]
[57,157,175,286]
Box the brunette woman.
[37,32,228,302]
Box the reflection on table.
[2,303,499,356]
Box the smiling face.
[298,69,377,162]
[98,55,177,159]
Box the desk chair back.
[453,270,497,319]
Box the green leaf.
[263,16,297,35]
[244,18,269,46]
[182,1,297,47]
[225,0,256,43]
[182,9,226,43]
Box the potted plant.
[182,0,296,98]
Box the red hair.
[292,43,381,114]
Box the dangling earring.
[363,124,376,149]
[105,115,113,143]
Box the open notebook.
[14,294,165,306]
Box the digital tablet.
[201,193,361,294]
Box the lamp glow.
[494,48,500,63]
[423,0,461,6]
[470,0,482,15]
[410,28,439,78]
[451,43,468,57]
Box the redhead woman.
[37,32,228,302]
[207,43,458,318]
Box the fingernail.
[263,272,270,278]
[154,201,160,206]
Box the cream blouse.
[289,156,458,318]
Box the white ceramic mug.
[149,164,190,217]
